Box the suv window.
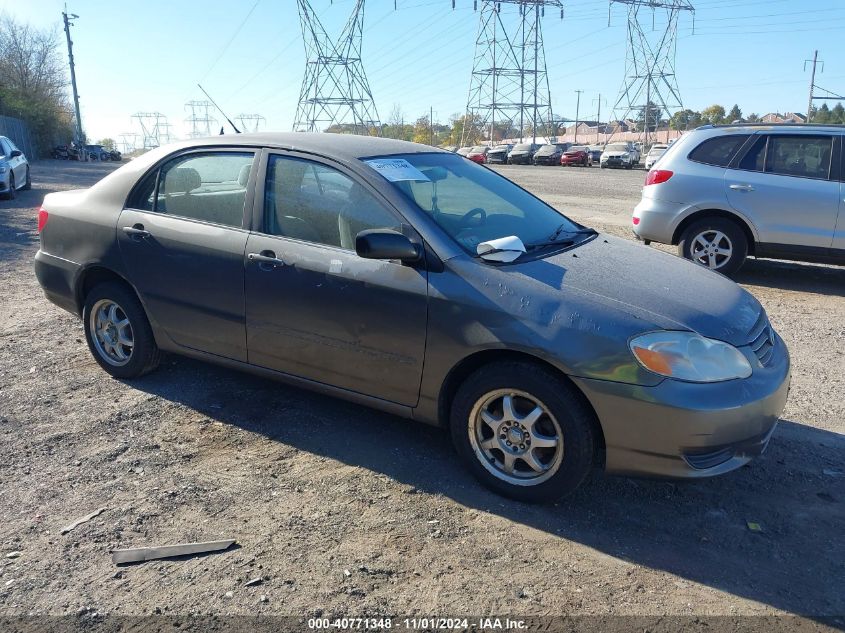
[130,152,255,227]
[766,135,833,179]
[263,155,399,250]
[688,134,750,167]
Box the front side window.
[363,153,583,255]
[765,135,832,179]
[263,155,400,250]
[689,135,750,167]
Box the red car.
[561,146,592,167]
[466,146,489,164]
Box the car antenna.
[197,83,241,134]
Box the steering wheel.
[459,207,487,228]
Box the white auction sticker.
[364,158,430,182]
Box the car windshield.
[363,153,586,256]
[492,145,510,151]
[513,144,533,151]
[606,144,627,152]
[470,146,487,153]
[649,146,667,154]
[536,145,558,154]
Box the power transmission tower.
[235,114,267,133]
[609,0,694,147]
[461,1,563,147]
[118,132,139,155]
[62,11,84,146]
[131,112,170,149]
[293,0,381,135]
[184,100,218,138]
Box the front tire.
[23,167,31,190]
[5,174,15,199]
[83,282,160,379]
[450,362,596,503]
[678,217,748,276]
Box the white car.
[644,144,669,170]
[600,142,637,169]
[0,136,30,199]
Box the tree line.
[0,15,75,154]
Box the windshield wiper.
[525,226,597,252]
[546,223,597,242]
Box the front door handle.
[729,183,754,192]
[248,250,286,270]
[122,224,150,240]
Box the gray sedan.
[34,133,790,502]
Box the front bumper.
[487,155,507,164]
[571,332,791,478]
[509,155,531,164]
[534,157,560,165]
[561,157,586,165]
[601,157,630,167]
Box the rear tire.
[678,217,748,276]
[83,282,160,379]
[450,362,596,503]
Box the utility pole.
[62,10,85,151]
[574,89,583,144]
[806,50,819,121]
[593,93,604,144]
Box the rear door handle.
[729,183,754,192]
[122,224,150,239]
[248,250,286,270]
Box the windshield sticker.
[364,158,430,182]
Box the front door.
[118,149,257,361]
[244,152,428,406]
[726,133,839,249]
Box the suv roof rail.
[696,122,845,130]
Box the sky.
[5,0,845,145]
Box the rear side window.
[127,151,255,227]
[766,135,833,179]
[688,135,750,167]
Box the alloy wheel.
[467,389,564,486]
[89,299,134,366]
[691,229,733,270]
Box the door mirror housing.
[356,229,422,263]
[9,150,22,158]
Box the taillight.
[632,216,641,225]
[645,169,673,186]
[37,207,49,233]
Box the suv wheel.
[450,362,596,503]
[23,167,31,190]
[679,217,748,276]
[83,282,160,379]
[5,174,15,200]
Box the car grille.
[747,311,775,367]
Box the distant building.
[760,112,807,124]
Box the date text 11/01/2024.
[307,617,529,630]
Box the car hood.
[510,149,532,154]
[509,235,762,346]
[602,151,628,157]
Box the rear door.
[835,135,845,251]
[726,133,838,248]
[243,151,428,406]
[117,149,257,361]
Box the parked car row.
[51,144,122,162]
[449,141,652,168]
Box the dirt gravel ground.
[0,160,843,627]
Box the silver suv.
[633,124,844,275]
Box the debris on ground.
[111,539,236,564]
[746,522,764,532]
[244,577,263,587]
[60,508,107,534]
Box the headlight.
[0,165,6,174]
[630,331,752,383]
[621,152,629,158]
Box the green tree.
[635,101,662,132]
[745,112,760,123]
[701,104,726,125]
[727,104,742,123]
[812,103,831,124]
[97,138,116,151]
[412,114,432,145]
[0,15,74,154]
[832,102,845,123]
[670,109,701,130]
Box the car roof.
[159,132,447,160]
[697,123,845,134]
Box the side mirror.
[9,150,21,158]
[356,229,422,263]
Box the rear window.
[688,134,750,167]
